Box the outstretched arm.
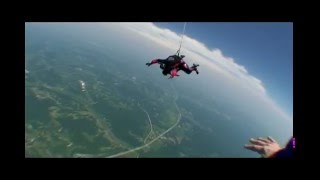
[146,59,168,66]
[146,59,158,66]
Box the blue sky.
[154,22,293,117]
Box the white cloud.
[113,22,291,121]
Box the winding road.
[106,95,181,158]
[138,103,154,144]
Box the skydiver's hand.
[146,62,151,66]
[196,70,199,74]
[244,136,282,158]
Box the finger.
[244,144,264,152]
[249,138,268,146]
[267,136,277,143]
[257,137,271,144]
